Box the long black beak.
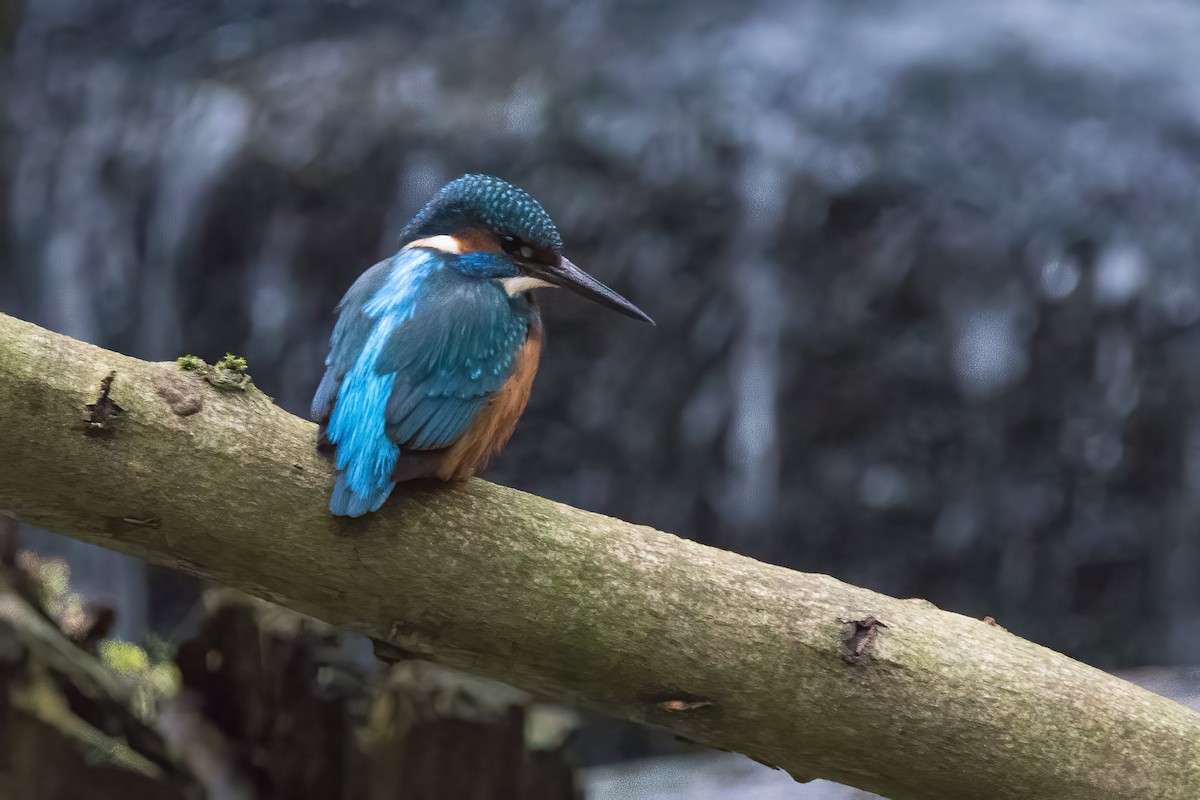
[535,258,654,324]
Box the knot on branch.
[656,698,713,713]
[156,372,204,417]
[386,622,439,658]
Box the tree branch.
[0,311,1197,799]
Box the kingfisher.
[312,174,653,517]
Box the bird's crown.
[402,174,563,254]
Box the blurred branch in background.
[0,0,18,52]
[0,521,578,800]
[0,518,194,799]
[1,312,1198,800]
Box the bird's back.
[313,248,539,516]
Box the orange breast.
[436,324,543,481]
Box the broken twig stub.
[83,370,123,435]
[843,616,887,663]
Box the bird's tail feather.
[330,472,395,518]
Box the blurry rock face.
[6,0,1200,665]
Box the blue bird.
[312,174,653,517]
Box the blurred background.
[5,0,1200,797]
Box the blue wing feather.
[314,248,532,517]
[310,261,393,430]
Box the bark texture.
[0,311,1198,800]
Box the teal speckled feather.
[400,174,563,253]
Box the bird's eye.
[500,235,536,261]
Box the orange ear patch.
[436,324,542,481]
[403,229,502,255]
[452,228,504,254]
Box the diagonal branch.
[0,311,1197,800]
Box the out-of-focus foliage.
[99,637,181,722]
[15,549,182,720]
[0,537,578,800]
[17,551,103,642]
[5,0,1200,668]
[0,534,195,799]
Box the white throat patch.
[501,276,555,296]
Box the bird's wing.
[377,262,530,450]
[311,259,393,434]
[313,248,530,512]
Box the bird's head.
[399,174,653,324]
